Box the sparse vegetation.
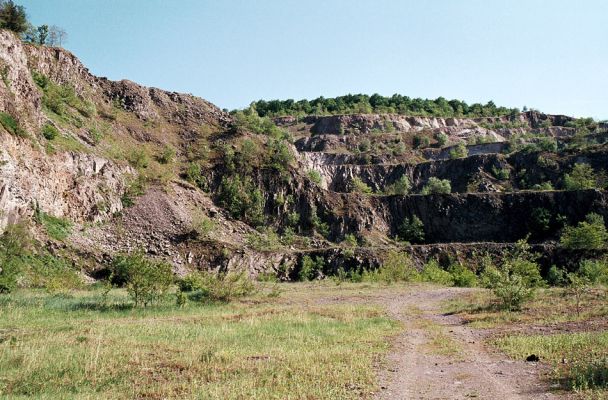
[448,142,467,159]
[0,111,26,137]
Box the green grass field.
[0,284,400,400]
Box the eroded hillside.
[1,28,607,280]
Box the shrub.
[192,215,215,239]
[448,263,477,287]
[449,142,467,159]
[385,175,411,195]
[41,123,59,140]
[299,255,325,281]
[351,177,373,194]
[421,177,451,195]
[480,239,543,310]
[578,259,608,285]
[158,145,175,164]
[530,181,554,191]
[436,132,449,147]
[308,170,323,185]
[367,251,420,284]
[563,163,598,190]
[536,137,558,152]
[421,260,454,285]
[0,222,31,293]
[397,215,425,243]
[217,175,266,226]
[413,135,431,149]
[111,252,173,307]
[128,149,150,169]
[177,270,255,302]
[246,228,281,251]
[0,112,26,137]
[547,265,567,286]
[560,213,608,250]
[491,166,510,180]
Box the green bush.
[448,263,477,287]
[421,260,454,285]
[480,239,543,310]
[563,163,598,190]
[177,270,255,302]
[560,213,608,250]
[436,132,449,147]
[158,145,175,164]
[217,175,265,226]
[351,177,373,194]
[366,251,420,284]
[0,223,31,293]
[578,259,608,285]
[449,143,468,159]
[384,175,411,195]
[413,135,431,149]
[547,265,567,286]
[491,166,510,180]
[0,112,26,137]
[128,149,150,169]
[299,255,325,281]
[111,252,173,307]
[397,215,425,243]
[308,170,323,185]
[421,177,451,195]
[41,123,59,140]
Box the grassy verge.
[0,284,399,399]
[495,332,608,393]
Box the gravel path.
[374,287,559,400]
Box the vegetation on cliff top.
[248,93,522,118]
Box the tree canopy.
[248,94,521,119]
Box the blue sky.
[20,0,608,119]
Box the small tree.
[421,177,451,195]
[480,238,543,311]
[299,255,324,281]
[436,132,449,147]
[560,213,608,250]
[563,163,597,190]
[398,215,425,243]
[111,252,173,307]
[36,24,48,45]
[385,174,411,195]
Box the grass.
[0,112,26,137]
[445,287,608,397]
[495,332,608,392]
[36,212,73,241]
[0,283,400,399]
[443,287,608,329]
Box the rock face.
[0,132,132,229]
[1,26,607,280]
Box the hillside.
[0,28,607,282]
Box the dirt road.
[374,287,559,400]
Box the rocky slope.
[0,28,607,280]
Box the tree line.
[0,0,67,46]
[249,94,522,119]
